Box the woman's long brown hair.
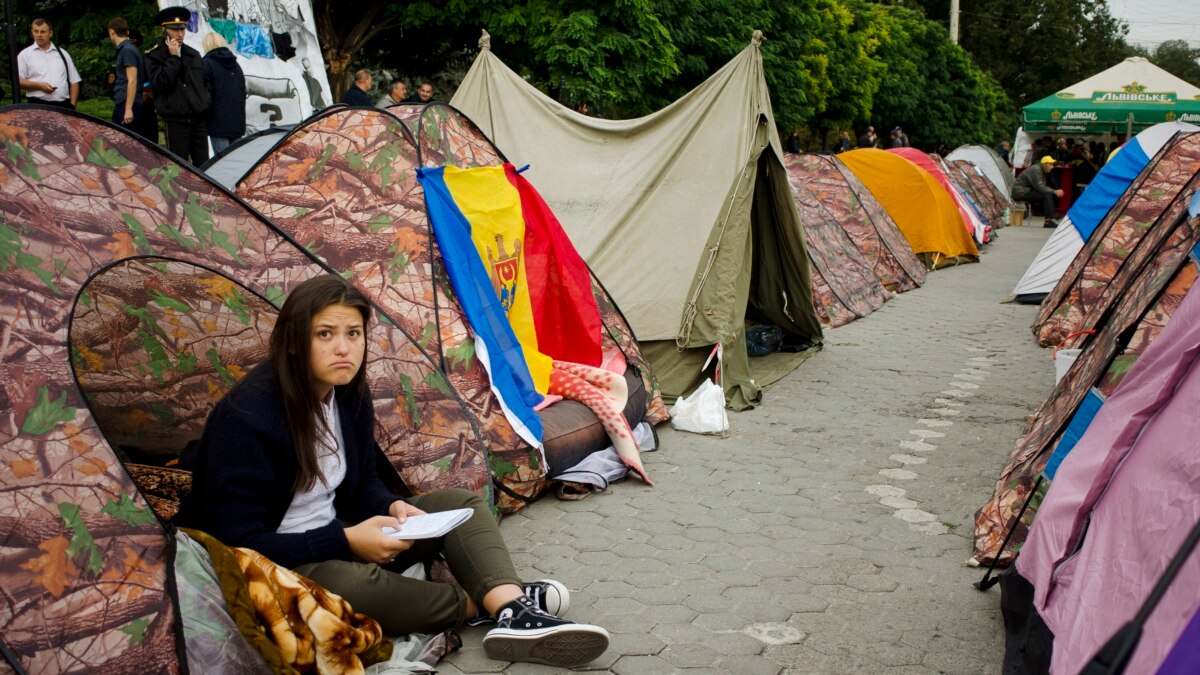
[269,275,372,491]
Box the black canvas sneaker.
[481,596,610,667]
[465,578,569,626]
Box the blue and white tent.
[1012,121,1198,304]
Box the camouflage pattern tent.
[947,159,1010,227]
[780,156,890,327]
[1034,131,1200,347]
[0,104,665,670]
[973,187,1200,566]
[785,153,925,293]
[0,106,494,671]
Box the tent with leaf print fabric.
[451,30,825,410]
[782,152,926,296]
[0,105,480,673]
[0,104,661,672]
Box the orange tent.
[839,149,979,267]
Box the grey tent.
[452,31,823,409]
[200,125,293,189]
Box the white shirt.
[17,42,81,103]
[277,394,347,534]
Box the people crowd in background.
[101,8,248,164]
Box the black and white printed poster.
[157,0,331,133]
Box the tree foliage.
[910,0,1134,106]
[1148,40,1200,88]
[8,0,1139,148]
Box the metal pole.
[1125,112,1134,140]
[6,0,18,104]
[950,0,960,44]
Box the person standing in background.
[145,6,211,165]
[833,131,852,154]
[128,29,160,144]
[106,17,144,133]
[202,32,246,154]
[785,131,801,154]
[18,18,80,109]
[857,126,877,148]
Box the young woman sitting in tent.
[173,275,609,668]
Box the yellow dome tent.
[839,149,979,268]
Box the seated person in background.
[173,275,610,668]
[1012,155,1062,227]
[405,80,436,104]
[341,69,373,106]
[376,79,407,108]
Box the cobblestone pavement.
[441,225,1056,674]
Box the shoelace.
[524,584,542,610]
[467,585,548,626]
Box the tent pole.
[1125,113,1133,140]
[974,474,1043,591]
[1079,512,1200,675]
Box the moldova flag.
[418,164,602,447]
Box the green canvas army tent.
[452,31,823,409]
[1023,57,1200,135]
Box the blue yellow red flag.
[418,165,546,447]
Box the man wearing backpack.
[17,18,81,109]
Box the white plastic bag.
[669,378,729,435]
[1054,348,1081,384]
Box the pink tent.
[1013,278,1200,674]
[887,147,989,244]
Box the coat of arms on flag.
[487,233,522,314]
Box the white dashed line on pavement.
[867,355,999,535]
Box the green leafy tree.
[802,0,886,142]
[1149,40,1200,87]
[868,3,1015,148]
[914,0,1132,106]
[650,0,837,132]
[312,1,406,99]
[316,0,680,112]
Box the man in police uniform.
[145,6,211,164]
[17,18,81,109]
